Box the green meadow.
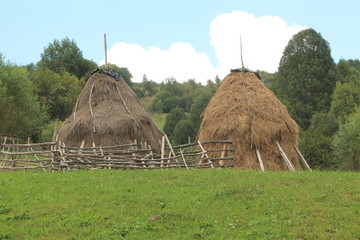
[0,170,359,239]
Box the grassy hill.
[140,95,167,130]
[0,170,359,239]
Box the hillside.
[0,170,359,239]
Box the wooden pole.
[219,144,227,166]
[197,141,214,168]
[295,146,312,172]
[255,148,265,172]
[180,149,189,171]
[160,136,165,168]
[164,135,177,159]
[276,141,295,171]
[104,33,108,67]
[240,34,244,68]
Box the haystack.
[55,69,164,152]
[198,69,300,171]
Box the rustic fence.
[0,138,233,171]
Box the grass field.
[0,169,359,239]
[139,95,167,130]
[150,112,168,130]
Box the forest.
[1,28,359,171]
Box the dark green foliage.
[330,81,360,123]
[172,119,195,144]
[38,37,97,79]
[163,107,186,137]
[103,63,133,87]
[299,112,339,169]
[330,60,360,123]
[0,60,47,139]
[258,70,276,89]
[336,59,360,83]
[274,29,337,129]
[38,119,63,142]
[334,108,360,170]
[142,75,158,96]
[189,92,213,132]
[132,85,145,98]
[151,91,180,113]
[30,69,84,121]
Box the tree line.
[1,29,359,170]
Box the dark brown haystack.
[198,69,300,171]
[55,69,164,152]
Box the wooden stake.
[104,33,108,67]
[219,144,227,166]
[180,149,189,170]
[276,141,295,171]
[255,148,265,172]
[295,146,312,172]
[160,136,165,168]
[164,135,177,159]
[197,141,214,168]
[240,34,244,68]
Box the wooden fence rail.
[0,139,234,171]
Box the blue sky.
[1,0,359,83]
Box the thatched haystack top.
[56,69,164,152]
[198,70,299,170]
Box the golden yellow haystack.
[55,69,164,152]
[198,69,300,171]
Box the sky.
[1,0,359,84]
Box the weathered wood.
[160,136,165,167]
[172,142,199,149]
[200,140,233,144]
[0,142,56,147]
[180,149,189,171]
[255,148,265,172]
[197,141,214,168]
[0,139,234,171]
[276,142,295,171]
[62,143,137,150]
[295,146,312,171]
[0,150,53,155]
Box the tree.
[329,81,360,124]
[336,59,360,84]
[274,28,337,129]
[189,92,213,133]
[142,74,158,96]
[30,69,84,120]
[38,37,97,79]
[173,119,195,144]
[0,60,47,139]
[163,107,186,138]
[215,75,221,85]
[333,107,360,171]
[258,70,276,90]
[299,112,339,169]
[151,91,180,113]
[103,63,133,87]
[329,59,360,123]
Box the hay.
[55,69,164,152]
[198,70,300,171]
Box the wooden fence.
[0,138,234,171]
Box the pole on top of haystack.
[104,33,108,67]
[240,34,244,68]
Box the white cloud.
[102,42,216,83]
[210,11,307,75]
[101,11,307,84]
